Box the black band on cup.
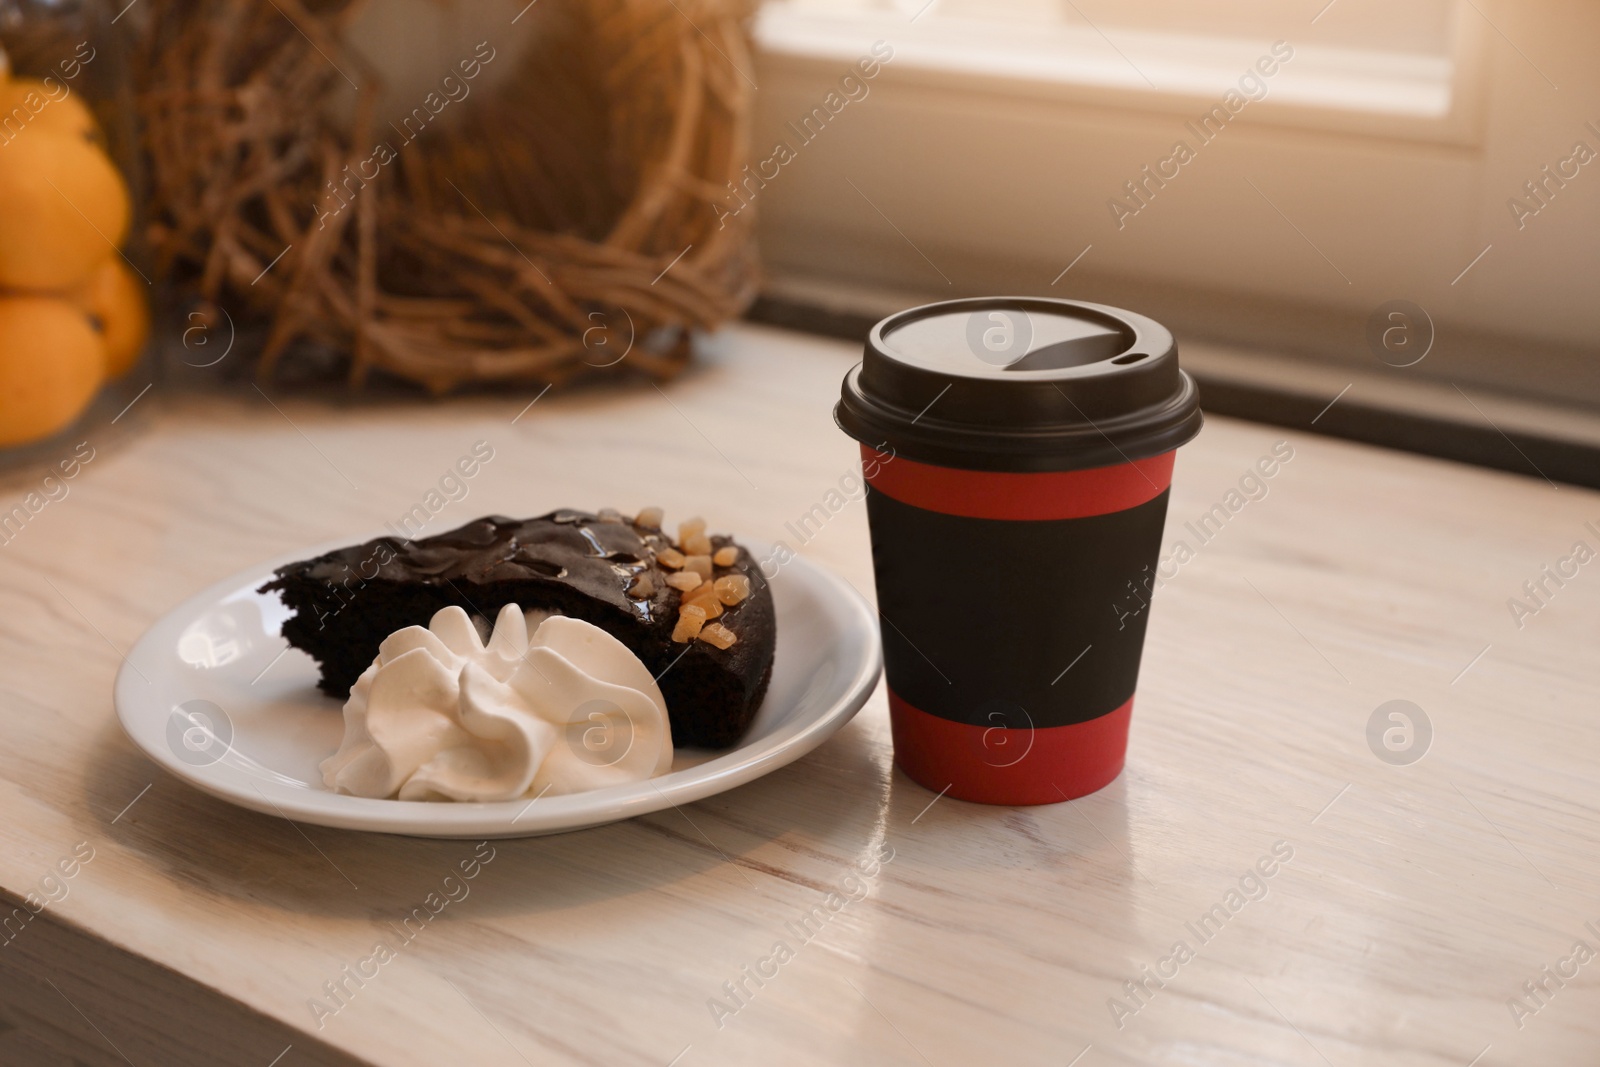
[866,468,1170,732]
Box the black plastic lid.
[835,296,1203,472]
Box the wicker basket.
[133,0,759,392]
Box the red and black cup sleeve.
[862,446,1173,804]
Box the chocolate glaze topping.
[300,513,669,622]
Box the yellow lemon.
[0,296,107,446]
[0,78,100,143]
[0,132,130,290]
[75,257,149,377]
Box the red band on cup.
[888,691,1131,805]
[862,445,1172,521]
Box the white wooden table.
[2,323,1597,1066]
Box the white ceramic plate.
[115,538,881,838]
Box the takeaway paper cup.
[836,297,1203,805]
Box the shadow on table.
[882,761,1150,884]
[79,713,882,922]
[80,704,1150,931]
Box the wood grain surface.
[1,323,1597,1066]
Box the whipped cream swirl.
[321,604,672,801]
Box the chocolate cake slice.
[259,511,775,749]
